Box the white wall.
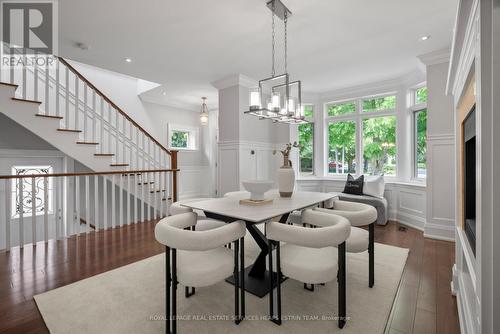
[424,61,455,240]
[69,60,214,199]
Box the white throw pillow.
[363,175,385,198]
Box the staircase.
[0,45,179,251]
[0,46,175,174]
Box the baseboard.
[424,222,455,241]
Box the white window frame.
[11,165,54,219]
[325,92,398,177]
[167,124,200,151]
[409,84,428,179]
[298,104,315,176]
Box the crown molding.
[418,48,452,66]
[211,74,257,90]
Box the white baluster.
[65,66,69,127]
[45,58,49,114]
[18,178,24,248]
[43,177,48,243]
[55,176,60,240]
[159,172,164,218]
[135,128,139,170]
[119,174,123,227]
[122,119,126,166]
[56,60,60,117]
[100,97,104,154]
[75,175,80,236]
[75,76,79,131]
[83,83,88,141]
[147,172,151,222]
[111,174,116,229]
[22,55,27,99]
[115,111,119,162]
[92,91,96,144]
[31,176,36,245]
[9,45,14,84]
[108,104,112,155]
[127,174,130,225]
[103,175,108,230]
[134,174,138,224]
[28,55,33,101]
[85,175,90,233]
[94,175,99,232]
[141,171,145,223]
[5,179,11,250]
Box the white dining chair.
[155,212,246,334]
[315,199,378,288]
[266,209,351,329]
[170,198,227,231]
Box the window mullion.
[356,99,363,176]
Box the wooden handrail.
[57,57,172,156]
[0,168,179,180]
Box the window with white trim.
[11,165,53,218]
[411,86,427,178]
[298,105,314,175]
[326,94,397,176]
[167,124,199,150]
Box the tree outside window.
[415,109,427,178]
[362,116,397,175]
[328,121,356,174]
[298,105,314,174]
[170,131,189,148]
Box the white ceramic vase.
[278,166,295,197]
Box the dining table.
[182,190,341,298]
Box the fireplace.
[463,106,476,256]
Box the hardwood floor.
[0,221,459,334]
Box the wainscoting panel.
[426,135,455,240]
[297,179,430,235]
[178,165,212,200]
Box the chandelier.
[244,0,308,124]
[200,97,209,125]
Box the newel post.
[171,150,178,202]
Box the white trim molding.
[418,48,452,66]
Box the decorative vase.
[277,142,299,197]
[278,165,295,197]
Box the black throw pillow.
[343,174,364,195]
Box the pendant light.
[200,97,209,125]
[244,0,308,124]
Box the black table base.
[225,267,287,298]
[204,211,291,298]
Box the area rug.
[35,241,408,334]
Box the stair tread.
[35,114,63,119]
[12,97,42,104]
[110,163,129,167]
[0,81,19,88]
[76,141,99,145]
[94,153,115,156]
[57,128,82,133]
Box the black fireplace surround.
[463,106,476,256]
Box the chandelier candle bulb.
[288,98,296,113]
[249,89,261,111]
[271,92,281,112]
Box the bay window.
[326,94,397,176]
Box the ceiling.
[59,0,458,111]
